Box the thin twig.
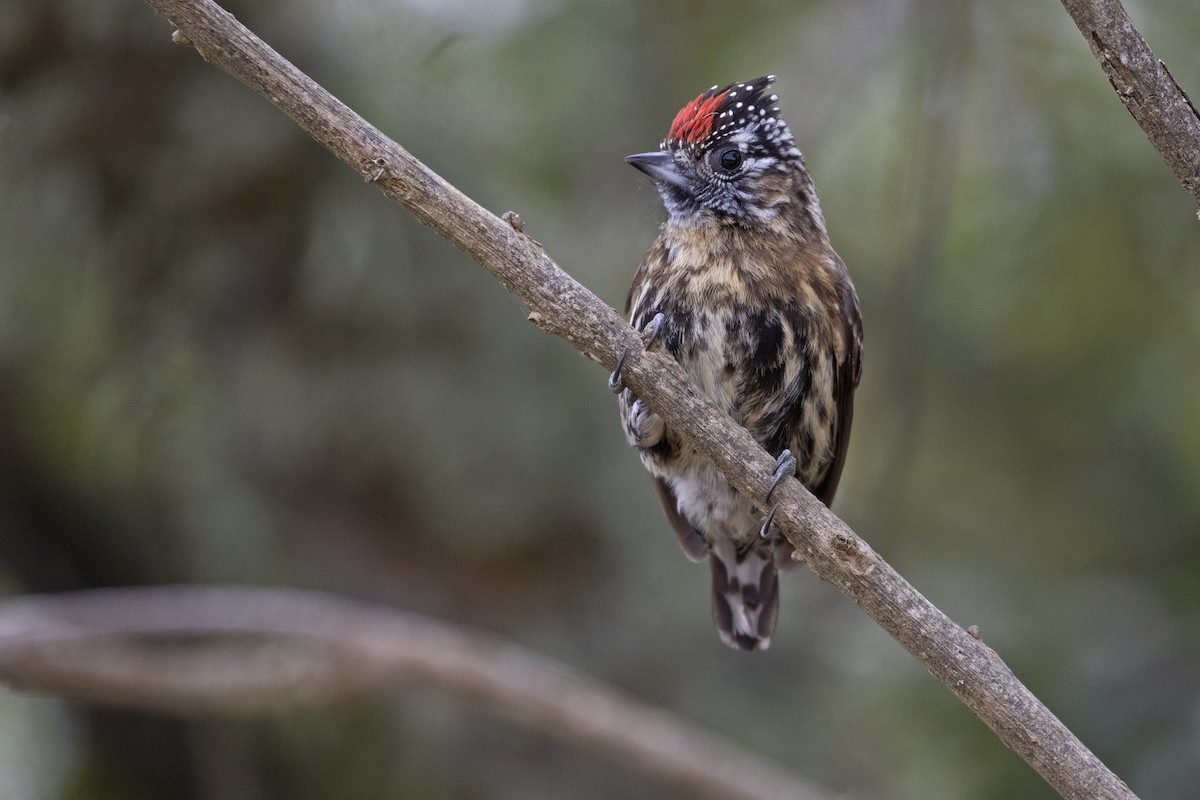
[1058,0,1200,209]
[0,586,831,800]
[55,1,1138,797]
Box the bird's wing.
[812,280,862,507]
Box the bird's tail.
[709,538,780,651]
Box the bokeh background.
[2,0,1199,797]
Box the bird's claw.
[760,450,796,539]
[608,347,631,393]
[759,505,779,539]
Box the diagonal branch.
[1058,0,1200,209]
[40,1,1135,797]
[0,586,832,800]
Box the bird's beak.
[626,151,688,190]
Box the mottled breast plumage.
[622,223,856,507]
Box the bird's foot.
[765,450,797,504]
[627,398,664,448]
[608,313,666,392]
[640,312,666,349]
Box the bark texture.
[1059,0,1200,208]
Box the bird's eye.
[717,147,743,172]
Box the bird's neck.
[663,168,829,246]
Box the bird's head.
[628,76,811,227]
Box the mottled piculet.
[619,76,862,650]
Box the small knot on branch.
[832,533,856,555]
[830,531,876,577]
[366,157,387,182]
[501,211,524,233]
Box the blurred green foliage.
[1,0,1199,797]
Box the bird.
[615,75,862,651]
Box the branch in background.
[31,1,1133,797]
[1058,0,1200,209]
[0,586,831,800]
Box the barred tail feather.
[709,539,780,651]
